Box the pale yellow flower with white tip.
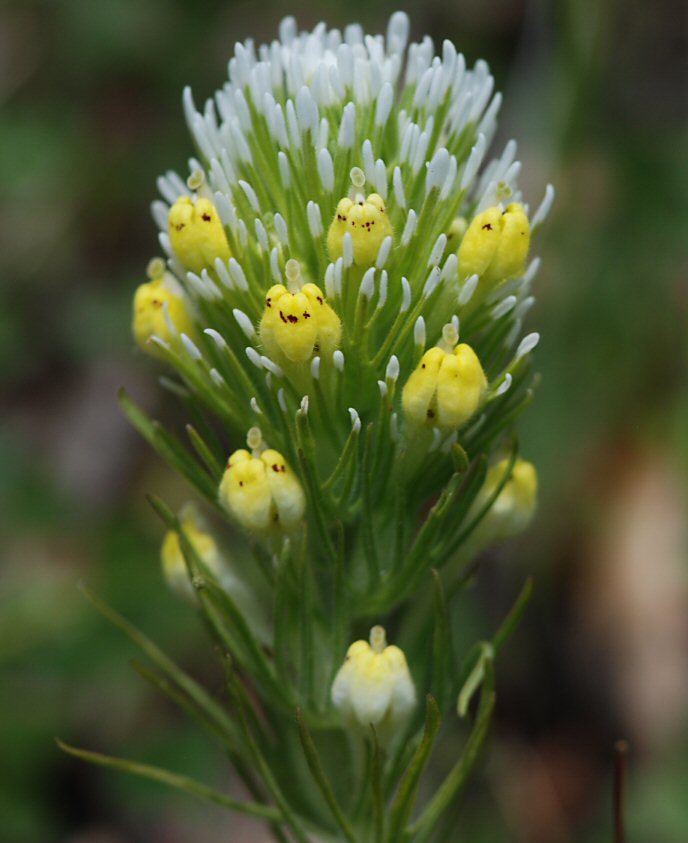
[402,324,487,430]
[132,264,196,357]
[331,626,416,741]
[260,274,341,367]
[160,504,223,602]
[218,441,305,532]
[457,202,530,287]
[471,457,538,547]
[168,195,231,274]
[327,172,393,267]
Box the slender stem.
[614,740,629,843]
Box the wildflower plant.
[60,11,554,842]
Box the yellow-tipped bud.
[160,504,222,602]
[331,626,416,742]
[219,447,305,532]
[132,273,195,357]
[327,193,393,266]
[473,458,538,545]
[259,279,341,364]
[168,195,231,273]
[402,328,487,429]
[457,202,530,287]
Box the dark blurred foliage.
[1,0,686,841]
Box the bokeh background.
[1,0,686,841]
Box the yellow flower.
[259,262,341,363]
[457,202,530,287]
[168,195,231,273]
[132,271,195,357]
[219,447,305,532]
[402,325,487,429]
[472,457,538,545]
[327,193,393,266]
[331,626,416,741]
[160,504,222,602]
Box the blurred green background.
[1,0,686,841]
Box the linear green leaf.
[386,695,442,843]
[296,709,358,843]
[408,663,495,841]
[56,740,280,821]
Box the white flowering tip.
[331,626,416,740]
[402,331,487,429]
[168,195,231,274]
[457,203,530,288]
[132,273,195,357]
[160,504,222,602]
[474,457,538,545]
[327,193,393,267]
[260,281,341,364]
[219,447,305,532]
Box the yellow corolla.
[402,339,487,430]
[160,504,222,601]
[331,626,416,741]
[327,193,393,267]
[132,273,195,357]
[168,195,231,273]
[219,447,305,532]
[457,202,530,287]
[260,282,341,364]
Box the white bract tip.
[300,395,309,414]
[333,350,345,371]
[342,232,354,268]
[233,308,256,340]
[400,277,411,313]
[413,316,426,348]
[495,373,512,396]
[317,148,335,192]
[516,332,540,361]
[386,355,400,382]
[377,380,388,397]
[492,295,517,320]
[375,236,392,269]
[250,397,263,415]
[311,356,321,379]
[181,333,202,361]
[203,328,227,350]
[360,268,376,299]
[348,407,361,432]
[531,184,555,228]
[245,347,263,369]
[458,274,479,306]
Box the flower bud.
[472,457,538,545]
[457,202,530,287]
[260,280,341,364]
[160,504,222,602]
[327,193,393,266]
[331,626,416,741]
[219,447,305,532]
[168,195,231,273]
[132,272,195,357]
[402,327,487,429]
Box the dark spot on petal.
[482,223,493,231]
[279,310,287,323]
[272,464,280,472]
[421,363,426,368]
[303,311,311,319]
[239,480,244,486]
[266,297,272,307]
[316,295,323,305]
[287,314,298,324]
[175,223,185,231]
[201,213,212,222]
